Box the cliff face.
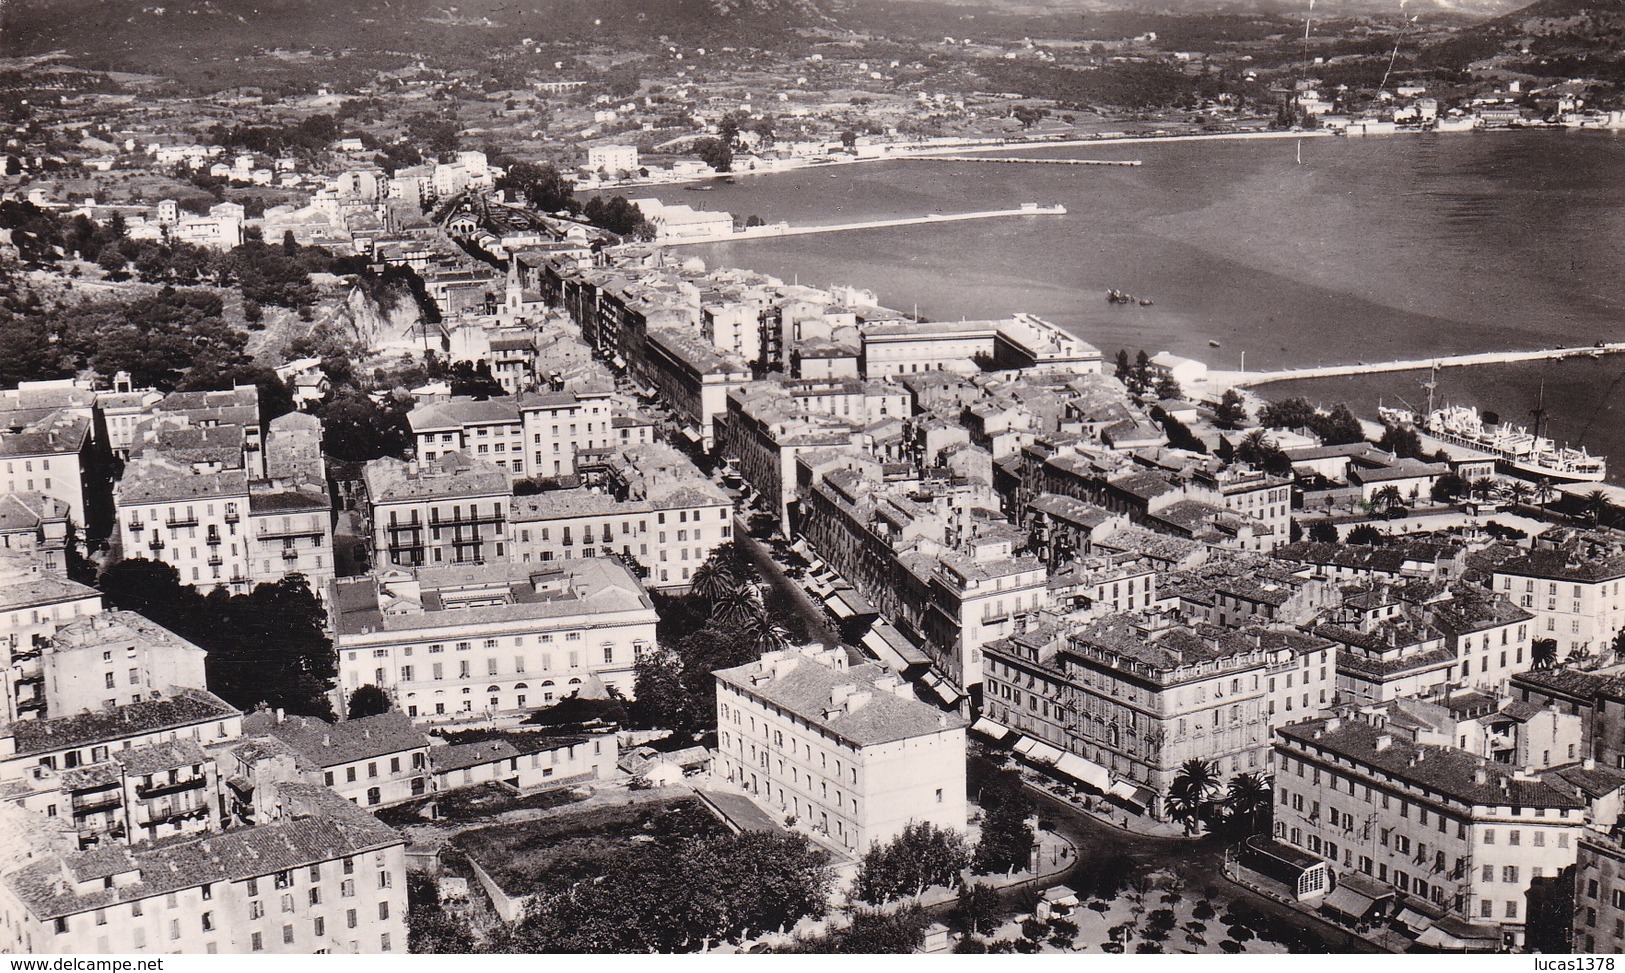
[339,280,428,355]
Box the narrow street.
[730,516,841,647]
[969,755,1380,954]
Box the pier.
[1204,343,1625,390]
[666,203,1067,246]
[903,156,1142,167]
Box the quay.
[666,203,1067,246]
[1204,342,1625,389]
[903,156,1141,166]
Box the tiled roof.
[116,456,249,506]
[1495,548,1625,584]
[9,689,238,756]
[714,657,966,748]
[406,396,521,433]
[1278,715,1587,811]
[361,451,509,504]
[4,784,403,921]
[241,710,426,768]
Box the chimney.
[1374,734,1392,752]
[323,734,331,747]
[1585,757,1597,770]
[274,708,285,725]
[1474,768,1488,785]
[1325,717,1341,733]
[844,691,872,714]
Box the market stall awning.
[1018,738,1065,766]
[1042,885,1079,907]
[826,593,857,619]
[1107,783,1155,811]
[918,671,965,706]
[1414,925,1500,952]
[1320,885,1379,921]
[790,539,809,555]
[970,716,1011,740]
[1395,908,1435,933]
[863,621,930,670]
[1053,753,1112,791]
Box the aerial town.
[2,0,1625,958]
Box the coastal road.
[1206,342,1625,390]
[969,755,1380,954]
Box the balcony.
[207,554,223,567]
[165,516,199,528]
[148,537,166,552]
[71,792,123,816]
[127,518,144,532]
[136,774,208,799]
[138,802,209,827]
[224,510,240,524]
[281,548,300,561]
[206,533,223,547]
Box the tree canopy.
[99,560,336,718]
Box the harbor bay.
[669,129,1625,477]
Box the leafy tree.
[1347,524,1386,545]
[0,309,65,387]
[311,389,413,463]
[854,821,970,904]
[1309,403,1365,446]
[1153,373,1182,401]
[694,137,734,173]
[497,161,578,214]
[1113,349,1131,384]
[506,830,830,952]
[1306,521,1339,543]
[840,130,858,150]
[1257,397,1317,432]
[974,769,1034,875]
[58,287,248,391]
[582,195,653,239]
[1432,472,1468,502]
[347,684,394,720]
[1377,422,1423,459]
[952,882,1005,937]
[444,360,506,399]
[788,907,928,953]
[406,872,476,954]
[1132,350,1152,394]
[1213,389,1249,429]
[100,563,336,717]
[630,646,701,734]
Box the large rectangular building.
[332,558,659,722]
[0,783,407,954]
[360,452,511,569]
[714,647,968,853]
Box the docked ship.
[1379,373,1606,483]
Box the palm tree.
[743,611,792,653]
[709,582,763,628]
[1471,477,1498,502]
[1167,759,1221,834]
[1506,481,1533,508]
[1586,488,1612,528]
[1371,485,1404,512]
[1224,772,1273,836]
[689,559,735,607]
[1531,638,1559,671]
[1537,477,1555,513]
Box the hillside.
[1416,0,1625,78]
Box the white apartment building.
[408,390,617,481]
[247,484,335,595]
[1493,544,1625,660]
[1274,705,1589,948]
[115,456,253,592]
[239,710,431,809]
[587,144,639,175]
[0,783,408,954]
[332,558,659,722]
[714,647,969,853]
[859,320,998,379]
[922,544,1050,692]
[42,611,208,718]
[0,555,103,723]
[509,480,732,589]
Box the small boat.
[1208,339,1221,348]
[684,185,715,192]
[1138,298,1154,306]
